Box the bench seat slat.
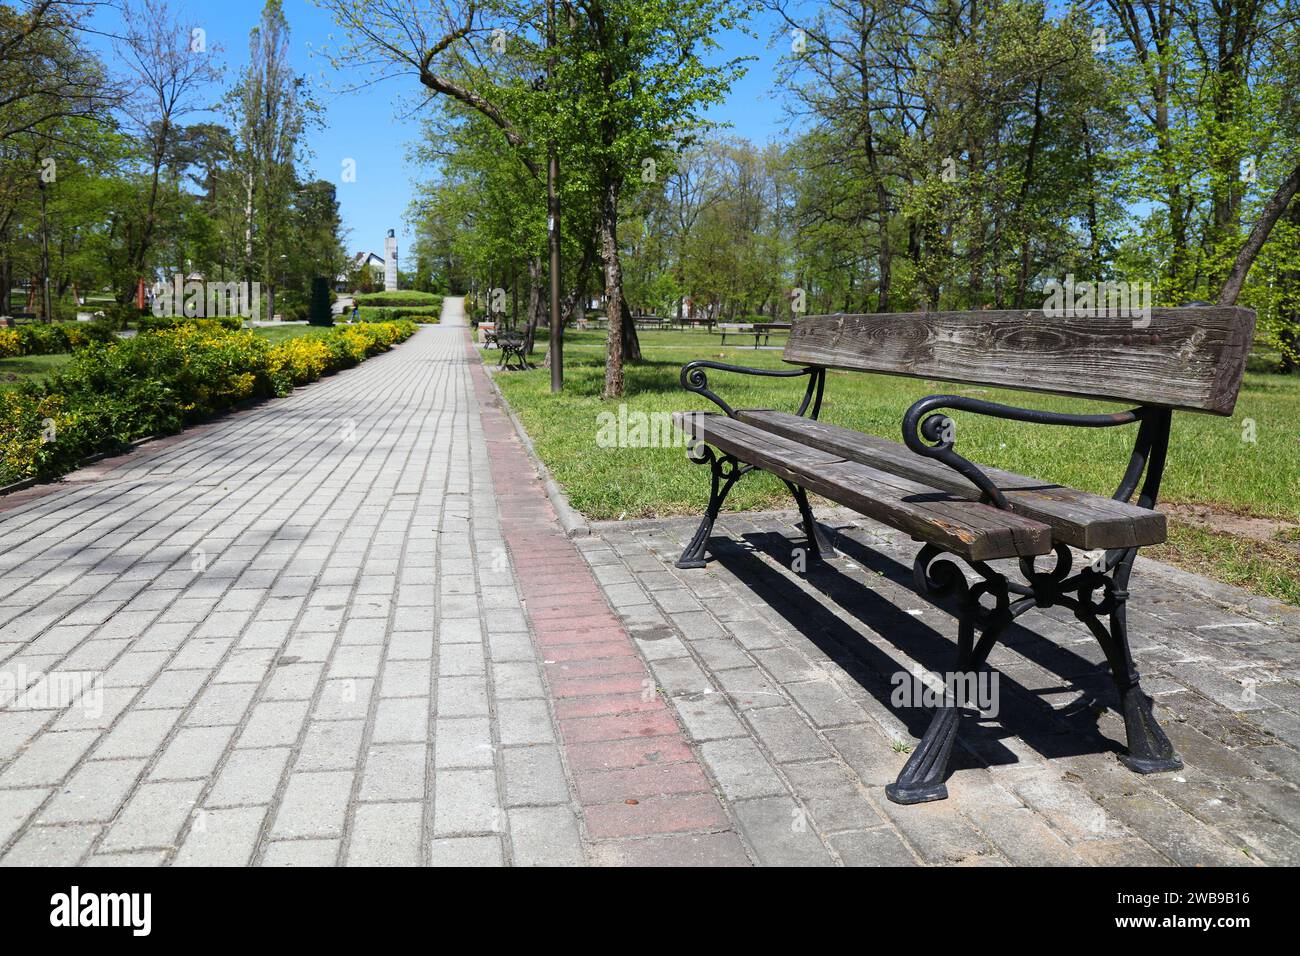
[736,410,1167,550]
[674,412,1052,561]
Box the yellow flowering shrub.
[1,320,417,487]
[269,336,330,385]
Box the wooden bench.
[754,321,792,339]
[674,306,1255,805]
[715,323,769,347]
[496,333,530,371]
[676,316,715,332]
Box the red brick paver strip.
[465,337,748,863]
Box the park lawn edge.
[491,329,1300,606]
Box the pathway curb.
[474,347,591,538]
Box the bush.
[355,305,440,322]
[356,312,438,324]
[353,290,443,309]
[99,303,142,330]
[308,277,333,326]
[274,289,310,322]
[0,321,417,486]
[0,321,118,358]
[136,313,245,333]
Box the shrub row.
[0,321,119,357]
[353,291,444,309]
[136,313,245,333]
[0,320,416,487]
[355,306,440,323]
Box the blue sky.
[89,1,793,264]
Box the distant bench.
[676,316,715,332]
[715,322,792,347]
[495,333,529,371]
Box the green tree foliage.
[0,0,345,325]
[391,0,1300,378]
[321,0,749,396]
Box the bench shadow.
[705,523,1129,772]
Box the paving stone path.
[585,509,1300,865]
[0,304,602,865]
[2,297,1297,866]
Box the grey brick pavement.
[583,508,1300,866]
[0,321,586,866]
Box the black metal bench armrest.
[680,360,825,419]
[902,395,1149,510]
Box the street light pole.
[547,0,562,393]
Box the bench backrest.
[783,307,1256,414]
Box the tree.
[308,275,332,325]
[0,0,115,145]
[321,0,748,396]
[234,0,309,319]
[552,0,748,397]
[291,179,346,291]
[112,0,221,304]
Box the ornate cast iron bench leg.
[887,543,1182,804]
[887,546,1008,805]
[783,480,838,561]
[1073,548,1182,774]
[676,445,748,569]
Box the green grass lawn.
[495,327,1300,603]
[0,353,73,390]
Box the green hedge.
[353,291,443,310]
[0,321,416,487]
[136,313,245,333]
[355,306,440,323]
[0,321,118,357]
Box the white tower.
[384,229,398,292]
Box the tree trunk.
[524,255,542,353]
[511,264,519,333]
[858,72,891,312]
[121,125,170,305]
[38,183,51,322]
[1277,197,1300,373]
[1013,79,1045,309]
[1218,161,1300,306]
[600,178,625,399]
[0,245,11,317]
[243,171,255,283]
[620,294,642,362]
